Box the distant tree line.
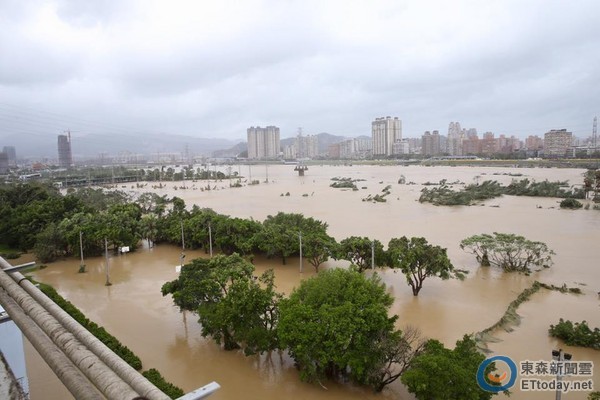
[419,177,588,206]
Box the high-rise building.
[295,133,318,159]
[525,135,544,151]
[544,129,572,158]
[57,132,73,168]
[247,126,280,159]
[447,122,463,156]
[2,146,16,166]
[0,152,8,174]
[422,130,441,156]
[372,116,401,157]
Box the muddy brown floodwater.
[25,165,600,400]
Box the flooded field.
[26,164,600,399]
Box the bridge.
[0,256,219,400]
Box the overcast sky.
[1,0,599,142]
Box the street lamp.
[551,349,572,400]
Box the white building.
[372,117,402,157]
[247,126,280,159]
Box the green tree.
[161,254,281,353]
[549,319,600,349]
[302,231,337,272]
[460,232,555,273]
[387,236,461,296]
[401,335,496,400]
[257,212,329,265]
[335,236,385,272]
[33,222,68,262]
[278,268,404,389]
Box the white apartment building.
[247,126,280,159]
[372,116,402,157]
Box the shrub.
[142,369,185,399]
[559,198,583,209]
[549,319,600,350]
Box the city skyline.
[0,1,599,144]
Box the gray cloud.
[0,0,599,147]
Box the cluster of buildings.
[0,119,595,171]
[245,117,592,161]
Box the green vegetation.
[330,177,364,190]
[334,236,385,272]
[162,254,281,354]
[589,391,600,400]
[549,319,600,350]
[279,269,419,391]
[256,212,329,265]
[474,282,542,351]
[401,335,497,400]
[460,232,554,272]
[583,169,600,202]
[560,198,583,209]
[142,369,184,399]
[363,184,392,202]
[34,279,186,398]
[387,236,463,296]
[419,178,584,206]
[36,281,143,369]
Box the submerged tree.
[278,269,415,391]
[460,232,555,273]
[161,254,281,353]
[401,335,497,400]
[387,236,462,296]
[335,236,385,272]
[256,212,330,265]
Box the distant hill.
[2,131,243,159]
[212,141,247,158]
[211,132,353,158]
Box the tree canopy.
[460,232,554,273]
[335,236,385,272]
[401,335,497,400]
[161,254,281,353]
[278,268,411,390]
[387,236,461,296]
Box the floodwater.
[25,164,600,399]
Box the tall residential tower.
[247,126,280,159]
[372,116,401,157]
[57,132,73,168]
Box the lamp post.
[371,240,375,269]
[104,238,112,286]
[78,231,85,273]
[551,348,572,400]
[180,220,186,267]
[208,222,213,257]
[299,231,303,273]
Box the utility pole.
[180,221,186,267]
[78,231,85,273]
[104,238,111,286]
[299,231,303,273]
[265,163,269,183]
[371,240,375,269]
[208,222,213,257]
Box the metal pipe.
[0,260,170,400]
[0,289,104,400]
[0,267,140,399]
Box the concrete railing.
[0,256,219,400]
